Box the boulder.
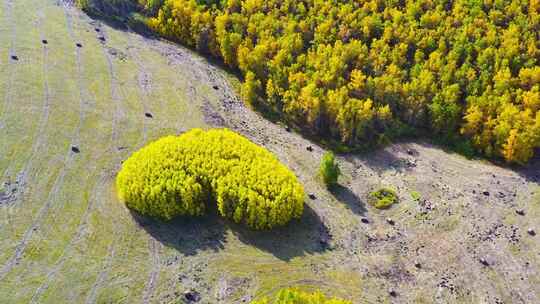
[183,290,201,303]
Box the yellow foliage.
[251,288,351,304]
[116,129,305,229]
[142,0,540,164]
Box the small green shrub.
[116,128,305,230]
[251,288,351,304]
[368,188,399,209]
[410,191,421,201]
[320,152,340,188]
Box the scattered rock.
[388,289,397,297]
[76,43,82,48]
[308,193,316,200]
[201,100,226,127]
[361,218,369,224]
[0,180,19,205]
[183,290,201,302]
[479,258,489,266]
[386,218,395,225]
[95,28,100,32]
[285,126,291,132]
[42,39,48,44]
[306,146,313,152]
[11,55,18,61]
[406,149,414,156]
[71,146,80,153]
[483,191,490,196]
[145,112,153,118]
[98,36,106,42]
[414,262,421,269]
[212,85,219,90]
[406,159,417,168]
[515,209,525,216]
[527,228,536,236]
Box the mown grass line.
[27,3,102,300]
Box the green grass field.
[1,0,539,303]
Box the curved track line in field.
[62,0,87,147]
[0,148,75,281]
[80,19,126,302]
[123,32,167,304]
[0,0,63,281]
[0,0,90,282]
[141,238,161,304]
[0,0,15,123]
[85,242,116,304]
[29,173,106,303]
[27,4,101,300]
[124,30,149,143]
[76,11,155,300]
[42,6,128,302]
[0,0,18,172]
[98,30,124,146]
[1,0,52,207]
[143,38,197,133]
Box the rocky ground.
[0,0,539,303]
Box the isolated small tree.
[320,152,340,188]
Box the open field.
[0,0,539,303]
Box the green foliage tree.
[116,129,305,230]
[251,288,351,304]
[319,152,340,188]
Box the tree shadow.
[129,203,328,261]
[345,143,417,175]
[230,204,329,261]
[130,210,227,256]
[515,152,540,183]
[329,184,367,216]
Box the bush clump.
[116,128,305,230]
[319,152,340,188]
[368,188,399,209]
[251,288,351,304]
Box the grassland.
[0,0,539,303]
